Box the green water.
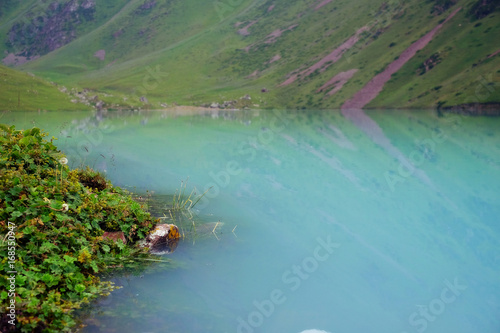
[3,109,500,333]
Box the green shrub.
[0,124,157,332]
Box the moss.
[77,167,108,191]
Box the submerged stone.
[142,223,180,255]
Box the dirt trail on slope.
[238,20,259,36]
[265,24,298,44]
[280,26,368,86]
[341,7,461,110]
[315,0,333,10]
[488,49,500,58]
[317,69,358,95]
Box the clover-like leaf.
[63,255,77,264]
[42,274,54,284]
[101,244,110,253]
[75,284,86,293]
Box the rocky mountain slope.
[0,0,499,111]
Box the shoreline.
[3,102,500,116]
[440,103,500,116]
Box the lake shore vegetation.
[0,124,159,332]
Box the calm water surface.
[3,109,500,333]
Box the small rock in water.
[143,224,180,254]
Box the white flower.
[62,203,69,212]
[59,157,68,165]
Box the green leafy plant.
[0,124,159,332]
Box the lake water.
[2,108,500,333]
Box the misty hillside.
[0,0,499,111]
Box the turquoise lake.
[2,108,500,333]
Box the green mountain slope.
[0,64,90,111]
[1,0,499,110]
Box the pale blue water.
[2,109,500,333]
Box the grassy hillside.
[370,3,500,109]
[0,65,90,111]
[0,0,499,110]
